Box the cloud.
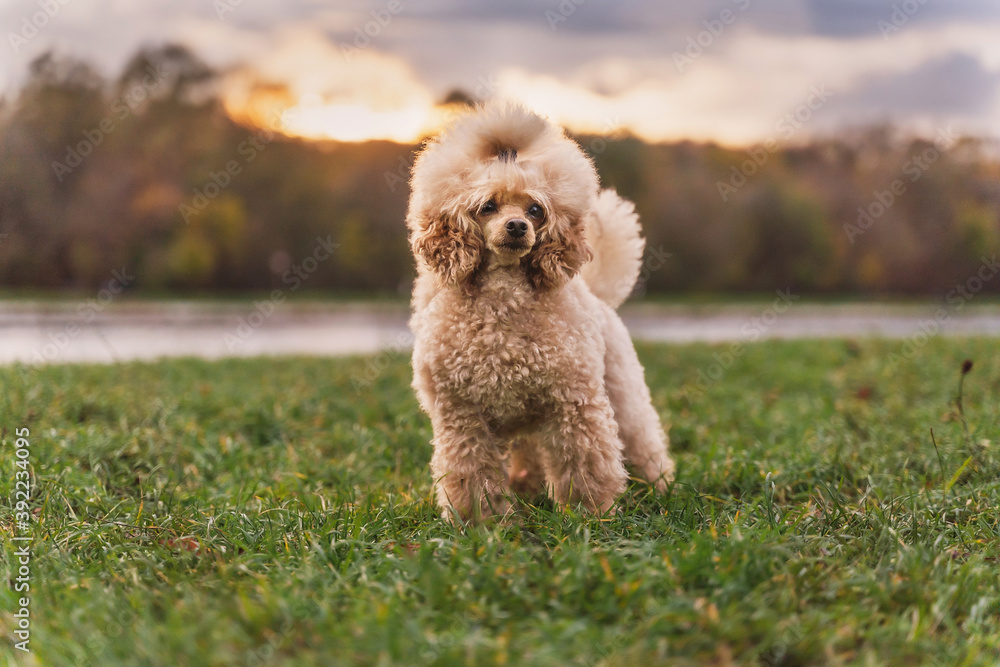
[377,0,671,34]
[802,0,1000,38]
[222,26,436,142]
[840,53,1000,115]
[2,0,1000,145]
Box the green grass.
[1,338,999,666]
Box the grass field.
[2,338,999,665]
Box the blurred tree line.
[1,45,999,296]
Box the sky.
[2,0,1000,145]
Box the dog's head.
[407,101,597,290]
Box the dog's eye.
[527,203,545,220]
[480,200,497,215]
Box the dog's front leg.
[542,396,628,515]
[429,410,510,524]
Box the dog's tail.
[580,189,646,309]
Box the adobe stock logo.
[672,0,752,73]
[51,64,169,182]
[179,109,293,224]
[8,0,72,54]
[716,84,832,201]
[843,126,957,244]
[339,0,407,61]
[223,236,339,350]
[545,0,587,31]
[877,0,930,38]
[687,289,799,396]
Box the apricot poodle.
[407,101,674,522]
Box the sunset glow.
[227,93,465,144]
[215,22,1000,147]
[280,102,431,143]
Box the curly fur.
[407,101,674,522]
[580,190,647,308]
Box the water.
[2,300,998,365]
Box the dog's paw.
[440,494,516,526]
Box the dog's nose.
[505,219,528,238]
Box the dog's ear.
[523,212,593,291]
[410,213,484,286]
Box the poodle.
[406,101,674,522]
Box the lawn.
[1,338,999,666]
